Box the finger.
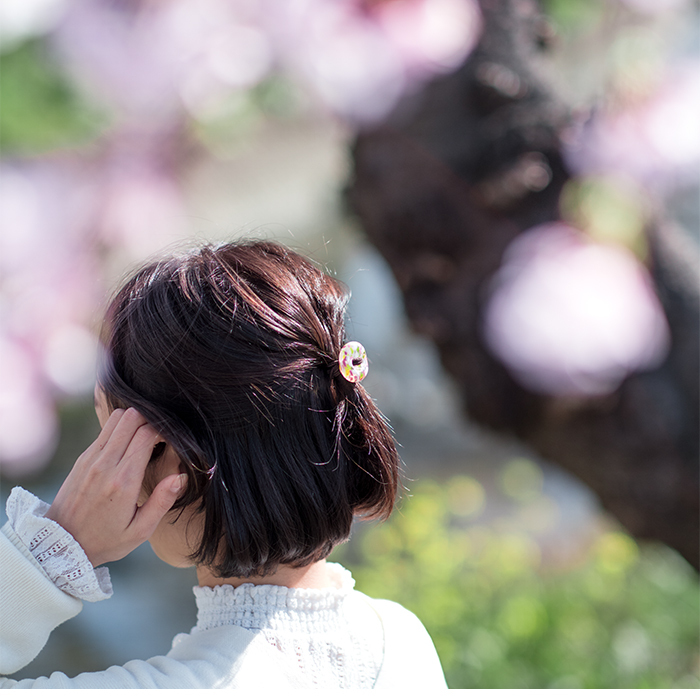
[81,408,127,460]
[99,408,151,466]
[98,408,128,445]
[130,473,188,541]
[116,423,162,490]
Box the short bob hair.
[98,239,401,578]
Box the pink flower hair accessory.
[338,341,368,384]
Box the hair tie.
[338,341,368,384]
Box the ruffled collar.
[192,562,355,634]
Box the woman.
[0,239,447,689]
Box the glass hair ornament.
[338,341,369,383]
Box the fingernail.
[171,474,188,493]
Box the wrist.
[6,487,113,602]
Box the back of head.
[99,240,400,577]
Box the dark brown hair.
[98,239,400,578]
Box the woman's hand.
[46,408,187,567]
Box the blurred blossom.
[371,0,482,75]
[204,25,272,87]
[43,323,98,395]
[286,6,407,123]
[0,0,67,48]
[565,64,700,186]
[161,0,275,119]
[265,0,482,123]
[53,0,269,125]
[96,154,188,260]
[482,223,670,396]
[1,161,101,472]
[0,161,103,340]
[0,154,186,474]
[0,339,59,475]
[618,0,692,15]
[49,0,481,126]
[53,0,188,127]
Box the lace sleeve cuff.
[5,486,113,603]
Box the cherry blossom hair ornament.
[338,341,369,384]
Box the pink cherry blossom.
[483,223,670,396]
[565,63,700,187]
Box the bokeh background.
[1,0,698,689]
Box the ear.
[137,443,184,507]
[158,443,183,478]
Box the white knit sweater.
[0,487,447,689]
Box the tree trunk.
[346,0,699,569]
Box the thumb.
[134,473,188,539]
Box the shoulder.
[355,593,431,643]
[352,593,448,690]
[365,596,425,626]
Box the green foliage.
[335,476,700,689]
[0,40,105,155]
[540,0,607,34]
